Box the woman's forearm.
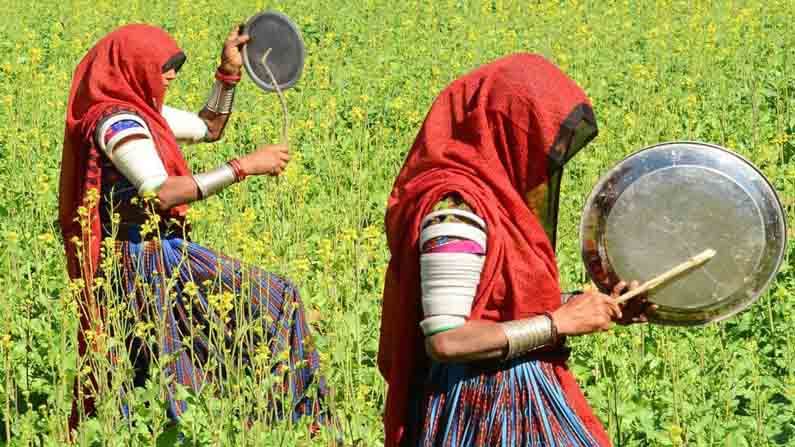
[198,108,232,142]
[199,68,238,142]
[155,176,200,210]
[425,320,508,363]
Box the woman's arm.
[416,200,651,364]
[154,143,290,211]
[425,283,646,363]
[417,204,508,362]
[97,110,290,212]
[154,176,201,210]
[162,25,249,144]
[425,320,507,362]
[201,24,249,142]
[198,107,232,142]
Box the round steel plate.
[580,141,787,325]
[242,11,305,92]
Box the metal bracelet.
[192,163,236,199]
[500,315,554,360]
[204,79,236,114]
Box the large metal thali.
[242,11,306,92]
[580,141,787,325]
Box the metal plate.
[242,11,305,92]
[580,141,787,325]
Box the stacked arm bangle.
[192,159,247,199]
[499,314,559,360]
[204,69,239,115]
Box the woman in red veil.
[378,53,653,446]
[59,24,329,432]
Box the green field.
[1,0,794,445]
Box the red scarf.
[58,24,191,429]
[59,24,190,281]
[378,53,611,446]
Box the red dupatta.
[59,23,190,282]
[58,24,191,429]
[378,53,610,446]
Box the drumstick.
[615,249,716,304]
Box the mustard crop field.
[0,0,794,445]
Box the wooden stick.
[261,48,290,148]
[615,249,716,304]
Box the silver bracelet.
[500,315,554,360]
[192,163,236,199]
[204,79,235,114]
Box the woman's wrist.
[236,154,252,177]
[216,66,242,84]
[192,164,236,199]
[227,158,248,182]
[550,308,571,337]
[500,315,556,361]
[218,65,240,75]
[542,311,559,344]
[205,73,237,114]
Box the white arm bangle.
[111,138,168,195]
[162,105,209,143]
[420,253,484,317]
[94,113,167,196]
[419,252,484,335]
[192,164,236,199]
[419,223,487,251]
[418,209,488,336]
[421,208,487,231]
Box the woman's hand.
[238,144,291,176]
[551,290,622,336]
[610,280,658,325]
[219,24,250,76]
[552,281,658,336]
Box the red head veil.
[378,53,610,446]
[59,24,190,282]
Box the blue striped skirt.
[405,357,599,446]
[105,234,328,424]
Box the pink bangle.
[215,68,242,85]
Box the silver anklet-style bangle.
[192,163,236,199]
[500,315,555,360]
[204,79,236,114]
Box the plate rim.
[578,140,788,326]
[242,10,306,92]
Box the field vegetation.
[0,0,794,445]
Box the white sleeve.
[161,105,208,144]
[95,113,168,195]
[418,209,487,336]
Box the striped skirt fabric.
[406,357,599,446]
[106,235,328,424]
